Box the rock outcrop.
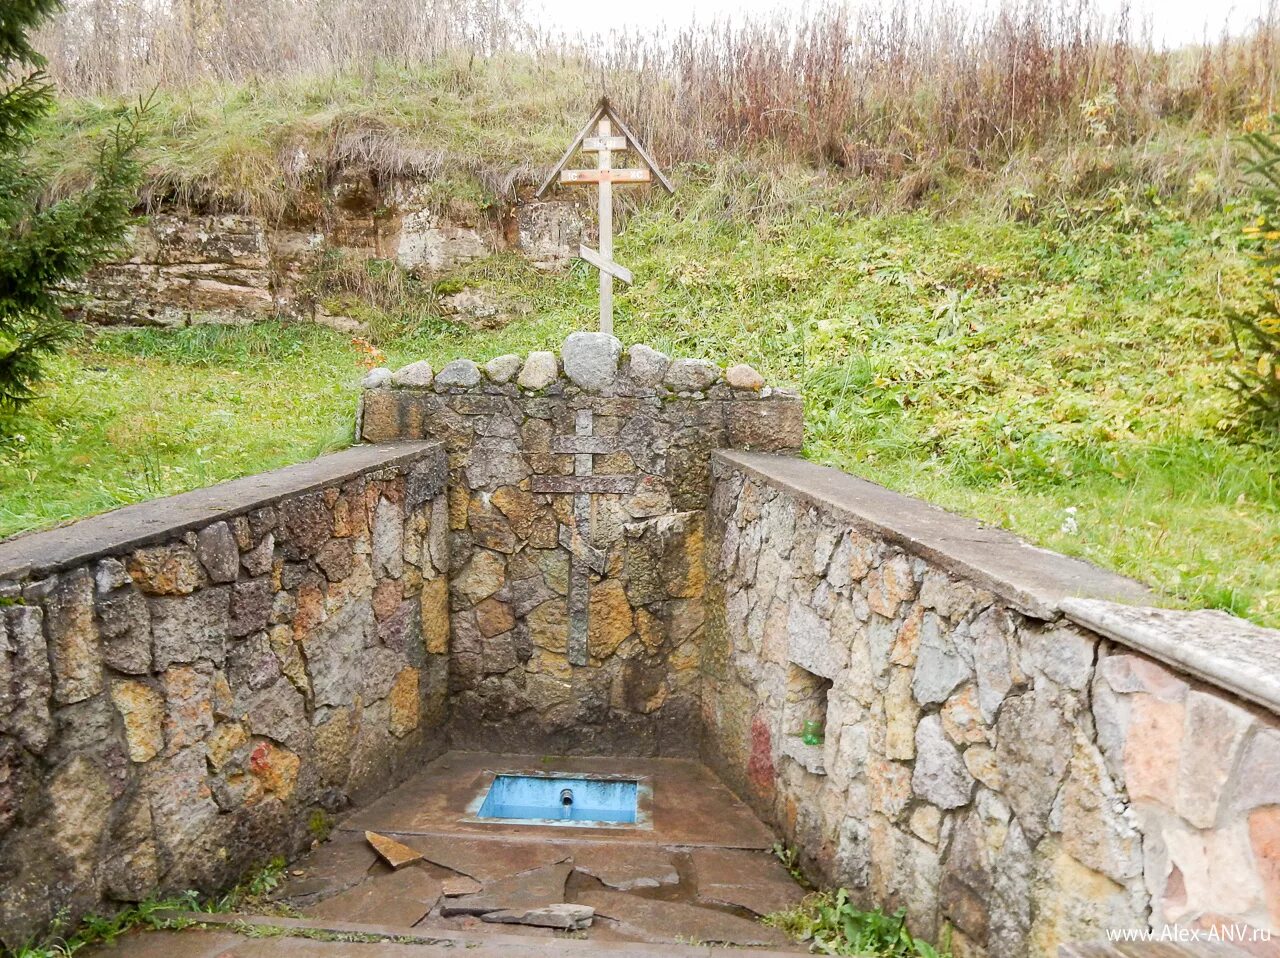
[72,182,589,328]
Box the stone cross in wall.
[531,382,636,666]
[536,97,674,335]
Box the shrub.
[1227,115,1280,440]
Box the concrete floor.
[341,751,777,847]
[87,752,809,957]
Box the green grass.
[0,325,357,536]
[34,57,598,217]
[2,162,1277,626]
[10,859,287,958]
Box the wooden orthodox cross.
[537,97,674,335]
[532,100,672,664]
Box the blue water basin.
[476,774,638,825]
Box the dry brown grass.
[596,2,1279,171]
[31,0,1280,209]
[37,0,530,93]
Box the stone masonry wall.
[702,451,1280,958]
[359,334,803,756]
[0,442,450,948]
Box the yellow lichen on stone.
[388,667,421,737]
[635,607,665,652]
[420,576,450,654]
[110,680,164,763]
[492,485,538,537]
[269,624,311,695]
[206,722,248,770]
[528,597,569,654]
[664,521,706,599]
[588,578,633,659]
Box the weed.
[8,859,285,958]
[772,843,814,890]
[307,810,334,843]
[766,889,952,958]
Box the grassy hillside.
[3,34,1279,624]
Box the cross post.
[597,116,614,334]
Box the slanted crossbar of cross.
[536,97,674,335]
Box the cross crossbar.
[583,135,628,151]
[561,168,651,185]
[578,245,633,284]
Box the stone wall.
[74,183,588,328]
[702,450,1280,957]
[0,442,450,948]
[358,335,803,756]
[7,337,1279,955]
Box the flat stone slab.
[573,844,680,890]
[531,475,636,495]
[1062,598,1280,716]
[481,902,594,930]
[307,866,441,927]
[689,848,806,916]
[341,752,773,849]
[82,923,807,956]
[717,450,1152,619]
[411,913,555,939]
[0,441,441,580]
[441,861,572,917]
[442,875,483,897]
[366,831,423,869]
[401,835,572,884]
[81,929,248,958]
[269,834,378,905]
[576,889,794,948]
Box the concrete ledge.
[0,441,443,581]
[716,450,1153,619]
[1063,598,1280,716]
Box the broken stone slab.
[440,861,573,917]
[481,902,595,930]
[689,847,805,916]
[307,864,441,927]
[576,889,792,948]
[365,830,423,869]
[441,875,483,897]
[268,833,379,905]
[573,844,679,891]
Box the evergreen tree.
[0,0,144,409]
[1228,115,1280,442]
